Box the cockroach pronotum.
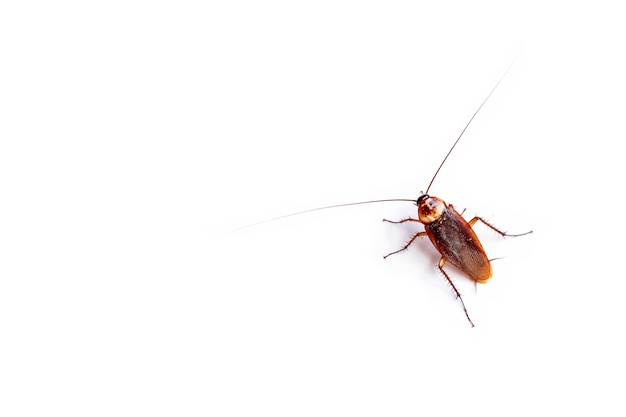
[239,67,532,327]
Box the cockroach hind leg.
[383,231,427,259]
[468,216,532,238]
[438,257,475,327]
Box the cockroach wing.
[425,204,492,283]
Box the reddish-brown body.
[424,203,491,284]
[382,194,529,326]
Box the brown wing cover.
[425,205,492,283]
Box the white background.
[1,1,625,416]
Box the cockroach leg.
[438,257,475,327]
[468,216,532,238]
[383,230,427,259]
[382,217,420,224]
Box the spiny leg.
[382,217,419,225]
[382,217,424,259]
[468,216,532,237]
[383,230,427,259]
[438,257,475,327]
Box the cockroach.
[238,68,532,327]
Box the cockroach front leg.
[468,217,532,238]
[382,217,419,225]
[382,217,426,259]
[438,257,475,327]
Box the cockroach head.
[416,195,446,224]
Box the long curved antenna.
[233,198,415,231]
[425,64,514,194]
[235,66,514,232]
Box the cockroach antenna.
[425,64,513,194]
